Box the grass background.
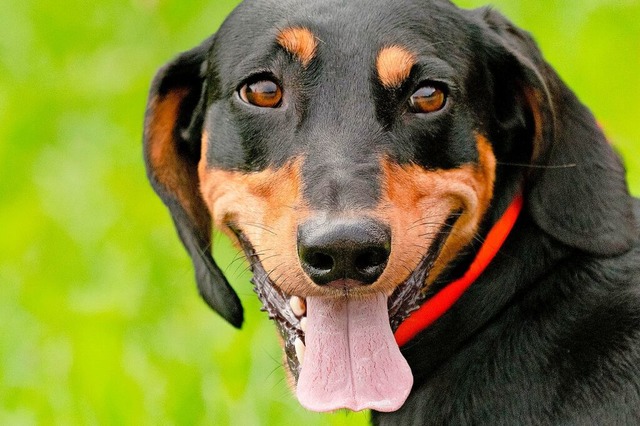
[0,0,638,424]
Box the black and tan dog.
[144,0,640,423]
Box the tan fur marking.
[199,139,313,296]
[376,45,417,89]
[147,90,210,232]
[370,135,496,295]
[276,27,318,67]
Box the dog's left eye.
[409,84,446,114]
[239,79,283,108]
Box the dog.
[143,0,640,423]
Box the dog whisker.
[497,161,578,169]
[416,227,486,247]
[407,214,463,231]
[236,221,278,235]
[266,262,288,283]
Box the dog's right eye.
[239,79,283,108]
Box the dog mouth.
[232,214,456,412]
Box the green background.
[1,0,638,424]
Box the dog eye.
[239,79,283,108]
[409,84,446,114]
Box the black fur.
[144,0,640,423]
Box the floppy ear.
[479,8,638,256]
[143,36,243,328]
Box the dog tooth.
[295,338,306,365]
[299,316,307,333]
[289,296,306,317]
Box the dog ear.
[479,8,637,256]
[143,36,243,328]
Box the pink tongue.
[296,293,413,412]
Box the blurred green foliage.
[0,0,638,424]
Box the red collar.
[394,193,524,347]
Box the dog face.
[144,0,636,414]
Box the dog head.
[144,0,636,413]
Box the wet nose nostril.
[306,252,334,272]
[297,217,391,287]
[355,248,389,274]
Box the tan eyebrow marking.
[376,45,417,89]
[276,27,318,67]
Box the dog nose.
[297,217,391,286]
